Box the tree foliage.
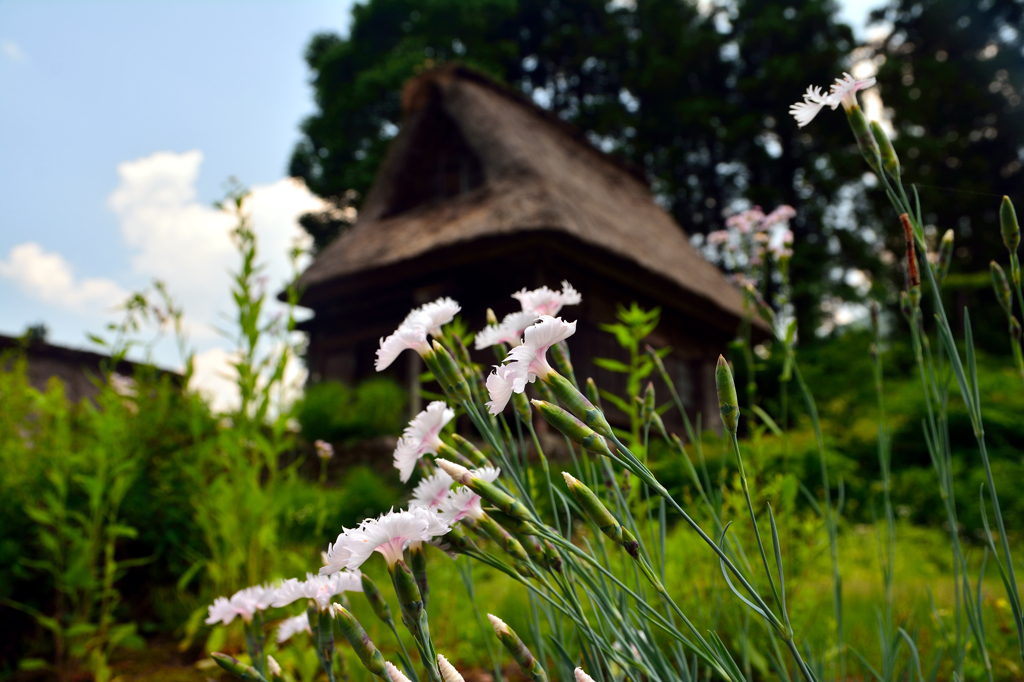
[870,0,1024,276]
[289,0,1023,338]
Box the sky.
[0,0,883,409]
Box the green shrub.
[296,378,407,442]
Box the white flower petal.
[276,613,312,643]
[393,401,455,482]
[485,365,517,415]
[321,508,450,572]
[410,470,454,509]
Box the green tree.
[291,0,874,335]
[870,0,1024,304]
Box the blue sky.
[0,0,881,404]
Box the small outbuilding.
[293,64,759,429]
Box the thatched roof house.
[295,64,757,427]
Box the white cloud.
[105,149,324,409]
[188,340,307,415]
[0,242,128,315]
[3,41,26,62]
[189,347,240,414]
[107,150,325,338]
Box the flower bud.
[438,655,465,682]
[436,459,534,524]
[562,472,639,559]
[548,341,577,387]
[531,400,613,457]
[936,229,954,287]
[431,341,472,403]
[488,509,537,536]
[442,522,479,554]
[487,614,548,682]
[715,356,739,434]
[486,308,498,326]
[211,653,262,681]
[360,574,394,626]
[1011,316,1022,342]
[1001,196,1020,253]
[846,104,881,174]
[267,655,283,682]
[449,434,492,468]
[584,377,603,411]
[478,513,530,563]
[386,661,412,682]
[408,542,429,609]
[541,371,613,437]
[513,391,533,424]
[334,605,388,678]
[641,382,655,428]
[389,559,423,618]
[991,261,1013,316]
[450,333,473,368]
[870,120,900,180]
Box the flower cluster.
[205,570,361,628]
[376,296,461,371]
[702,204,796,288]
[476,281,581,350]
[789,72,876,128]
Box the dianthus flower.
[272,570,362,611]
[376,297,461,371]
[276,612,312,643]
[512,280,581,317]
[437,467,502,524]
[789,73,876,128]
[485,316,576,415]
[474,310,538,350]
[205,583,277,625]
[321,507,450,574]
[410,470,454,510]
[393,401,455,482]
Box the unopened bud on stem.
[870,120,900,180]
[715,356,739,434]
[335,605,387,677]
[449,434,491,468]
[562,472,639,558]
[936,229,954,287]
[542,372,612,437]
[437,655,465,682]
[585,377,603,411]
[361,574,393,626]
[531,400,613,457]
[1001,196,1020,253]
[487,614,548,682]
[211,653,262,681]
[992,261,1013,316]
[436,459,533,524]
[846,104,881,174]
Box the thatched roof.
[296,64,752,327]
